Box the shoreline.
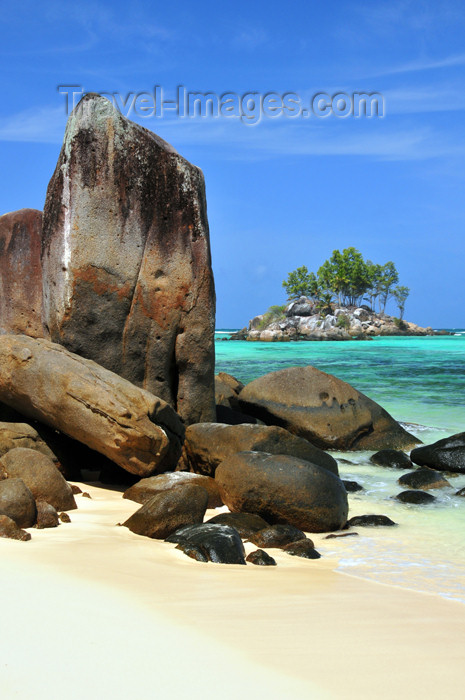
[2,482,465,699]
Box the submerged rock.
[42,93,215,425]
[0,208,44,338]
[410,433,465,474]
[238,365,419,451]
[0,335,184,477]
[215,451,348,532]
[179,422,339,477]
[346,515,397,527]
[167,523,246,565]
[342,480,364,492]
[395,490,437,505]
[397,468,450,491]
[370,449,412,470]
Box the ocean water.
[215,331,465,602]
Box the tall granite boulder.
[0,209,44,338]
[238,365,419,451]
[0,335,184,476]
[42,93,216,425]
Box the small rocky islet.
[0,93,464,563]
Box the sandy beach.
[1,482,464,700]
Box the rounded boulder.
[215,451,348,533]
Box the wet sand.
[1,483,464,699]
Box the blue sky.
[1,0,464,328]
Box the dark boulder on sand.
[282,540,321,559]
[246,549,277,566]
[0,514,32,541]
[0,335,184,477]
[346,514,397,527]
[123,484,208,539]
[167,523,246,565]
[35,500,60,528]
[42,93,216,425]
[238,365,419,451]
[215,451,348,533]
[179,422,339,477]
[410,433,465,474]
[123,472,222,509]
[206,511,270,539]
[0,208,44,338]
[397,468,450,491]
[0,478,37,528]
[249,524,308,549]
[0,448,76,511]
[370,449,412,470]
[395,490,437,505]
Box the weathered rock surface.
[166,523,246,564]
[0,208,44,338]
[0,514,31,541]
[410,433,465,474]
[397,468,451,491]
[215,451,348,533]
[0,422,57,461]
[0,448,76,511]
[42,93,215,424]
[123,484,208,539]
[370,449,412,470]
[0,335,184,477]
[179,422,339,476]
[35,500,60,528]
[123,472,222,509]
[206,512,270,539]
[282,540,321,559]
[0,478,37,528]
[346,515,396,527]
[246,549,277,566]
[249,524,308,549]
[175,542,209,562]
[395,490,437,505]
[238,366,419,451]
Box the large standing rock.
[179,423,339,476]
[238,366,419,451]
[410,433,465,474]
[0,208,44,338]
[215,451,348,532]
[122,484,209,539]
[42,93,215,425]
[0,478,37,528]
[0,335,184,476]
[0,448,77,511]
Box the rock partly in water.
[166,523,246,565]
[397,469,451,491]
[123,472,223,509]
[0,208,44,338]
[0,335,184,477]
[0,514,32,541]
[179,422,339,477]
[0,478,37,528]
[42,93,215,425]
[410,433,465,474]
[206,511,270,539]
[249,524,308,549]
[215,451,348,533]
[35,500,60,528]
[0,448,77,511]
[282,540,321,559]
[370,449,412,470]
[122,484,209,539]
[395,491,437,505]
[342,480,364,492]
[456,487,465,497]
[346,515,397,527]
[238,365,419,451]
[246,549,277,566]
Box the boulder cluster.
[229,297,440,342]
[1,94,462,563]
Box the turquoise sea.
[215,331,465,603]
